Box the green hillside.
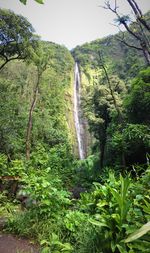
[0,41,76,160]
[71,15,150,167]
[0,6,150,253]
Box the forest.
[0,1,150,253]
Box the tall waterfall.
[74,63,85,159]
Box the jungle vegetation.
[0,2,150,253]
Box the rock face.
[73,62,93,159]
[78,67,95,157]
[74,63,85,159]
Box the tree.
[103,0,150,65]
[83,67,126,168]
[0,61,29,157]
[87,85,110,169]
[0,40,74,161]
[26,42,53,159]
[96,51,123,122]
[125,67,150,124]
[126,0,150,32]
[110,67,150,167]
[0,9,37,71]
[19,0,44,4]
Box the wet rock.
[70,186,86,199]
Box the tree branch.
[126,0,150,31]
[0,55,26,71]
[116,33,143,51]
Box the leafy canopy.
[19,0,44,4]
[0,8,38,70]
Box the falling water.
[74,63,85,159]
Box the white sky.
[0,0,150,49]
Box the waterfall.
[74,63,85,159]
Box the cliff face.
[0,41,78,158]
[64,69,78,157]
[71,15,149,157]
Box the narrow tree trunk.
[99,118,108,169]
[121,150,126,170]
[98,55,127,168]
[100,57,123,122]
[142,47,150,65]
[126,0,150,31]
[122,21,150,65]
[26,72,40,160]
[100,141,105,169]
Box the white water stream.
[74,63,85,159]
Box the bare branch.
[117,37,143,51]
[127,0,150,31]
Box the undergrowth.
[1,156,150,253]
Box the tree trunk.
[99,55,123,122]
[142,47,150,65]
[99,118,108,169]
[122,21,150,65]
[25,72,40,160]
[100,141,105,169]
[121,151,126,172]
[97,52,126,168]
[126,0,150,31]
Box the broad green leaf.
[120,176,130,200]
[128,239,150,251]
[19,0,44,4]
[42,181,50,187]
[125,222,150,243]
[51,233,59,242]
[41,247,50,253]
[61,242,73,251]
[40,239,49,246]
[19,0,27,4]
[111,240,116,252]
[117,244,127,253]
[111,213,121,224]
[142,200,150,214]
[42,199,51,205]
[89,219,108,227]
[97,200,108,208]
[111,188,122,208]
[35,0,44,4]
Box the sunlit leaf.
[61,242,73,251]
[125,222,150,243]
[89,219,108,227]
[117,244,127,253]
[35,0,44,4]
[97,200,108,208]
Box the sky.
[0,0,150,49]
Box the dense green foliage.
[0,5,150,253]
[1,162,150,253]
[0,40,74,159]
[72,23,150,169]
[0,9,38,70]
